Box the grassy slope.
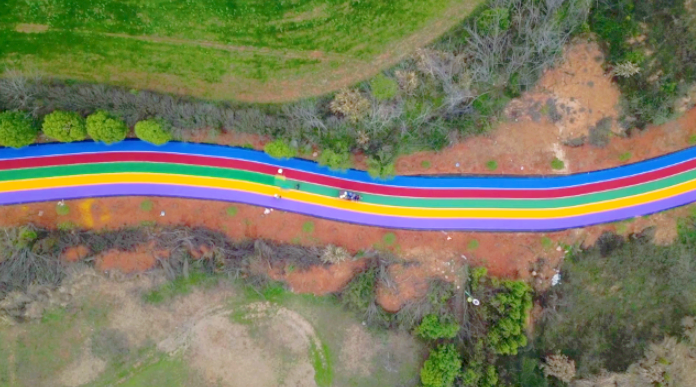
[0,0,482,102]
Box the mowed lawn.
[0,0,482,102]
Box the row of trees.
[0,109,171,148]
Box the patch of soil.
[273,259,367,295]
[96,248,157,274]
[58,339,107,387]
[61,246,91,263]
[14,24,48,33]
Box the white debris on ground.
[551,271,562,286]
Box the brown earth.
[2,41,696,310]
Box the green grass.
[57,221,76,230]
[486,160,498,171]
[689,134,696,145]
[540,236,553,249]
[139,200,153,211]
[421,160,432,168]
[302,221,315,234]
[143,271,213,304]
[382,232,397,246]
[55,202,69,216]
[467,239,479,251]
[226,206,239,216]
[618,152,632,163]
[310,341,333,387]
[0,0,477,101]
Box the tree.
[134,119,171,145]
[41,110,86,142]
[318,149,351,171]
[487,280,532,355]
[416,314,460,340]
[0,110,37,148]
[86,110,127,144]
[420,344,462,387]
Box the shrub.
[86,110,127,144]
[341,268,377,314]
[329,89,370,122]
[551,158,564,170]
[318,149,351,171]
[416,314,460,340]
[486,160,497,171]
[366,157,396,180]
[370,74,399,101]
[542,354,576,383]
[0,110,37,148]
[134,119,171,145]
[321,244,350,264]
[420,344,462,387]
[41,111,86,142]
[264,139,296,159]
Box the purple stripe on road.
[1,183,694,231]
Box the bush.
[41,110,86,142]
[318,149,351,171]
[0,110,37,148]
[329,89,370,122]
[86,110,127,144]
[416,314,460,340]
[134,119,171,145]
[476,8,511,34]
[366,157,396,180]
[420,344,462,387]
[264,139,297,159]
[370,74,399,101]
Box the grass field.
[0,0,482,102]
[0,272,423,387]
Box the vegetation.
[551,158,564,170]
[264,139,297,159]
[485,160,497,171]
[416,314,460,340]
[41,110,86,142]
[487,281,532,355]
[0,0,474,101]
[590,0,696,126]
[134,119,171,146]
[420,344,462,387]
[0,110,36,148]
[86,110,128,145]
[318,148,351,171]
[0,0,590,167]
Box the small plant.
[134,118,171,145]
[57,221,76,230]
[41,110,87,142]
[382,232,397,245]
[420,344,462,387]
[470,266,487,291]
[370,74,399,101]
[689,134,696,145]
[321,244,351,264]
[140,200,153,211]
[264,139,297,159]
[318,149,351,171]
[226,206,238,216]
[421,160,431,168]
[16,226,38,248]
[612,62,641,78]
[541,236,553,249]
[56,202,70,216]
[0,110,37,148]
[302,221,315,234]
[415,314,460,340]
[618,152,632,162]
[486,160,498,171]
[86,110,127,144]
[467,239,480,251]
[551,158,565,170]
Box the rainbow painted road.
[1,140,696,231]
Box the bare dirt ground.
[2,41,696,311]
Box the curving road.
[1,140,695,231]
